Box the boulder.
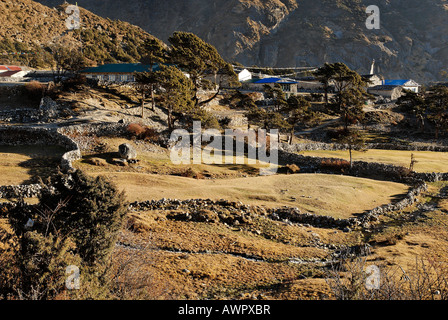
[119,143,137,160]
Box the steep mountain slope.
[0,0,157,66]
[35,0,448,82]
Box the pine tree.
[168,31,238,107]
[152,65,195,130]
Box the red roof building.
[0,65,22,72]
[0,70,21,77]
[7,66,21,71]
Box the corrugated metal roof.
[254,77,282,84]
[0,65,22,71]
[254,77,298,84]
[384,80,411,86]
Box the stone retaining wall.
[128,180,428,231]
[129,198,354,230]
[0,184,42,199]
[281,142,448,153]
[278,149,448,184]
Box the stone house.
[368,84,404,100]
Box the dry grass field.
[2,139,448,300]
[90,172,408,219]
[302,149,448,173]
[72,138,410,219]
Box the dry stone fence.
[0,124,447,230]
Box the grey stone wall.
[0,184,43,199]
[128,181,428,231]
[280,142,448,153]
[278,148,448,184]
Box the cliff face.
[35,0,448,82]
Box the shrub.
[127,123,159,141]
[397,166,412,177]
[218,116,232,129]
[320,159,350,172]
[127,123,146,137]
[61,75,87,91]
[326,251,448,300]
[7,171,128,269]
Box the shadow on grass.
[1,145,67,184]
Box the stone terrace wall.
[128,182,427,231]
[129,198,354,230]
[58,122,128,139]
[57,122,128,151]
[281,142,448,153]
[0,184,42,199]
[278,149,448,184]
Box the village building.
[241,77,298,98]
[363,74,383,87]
[237,69,252,82]
[367,84,404,101]
[201,68,253,88]
[0,65,29,81]
[382,79,420,93]
[80,63,158,82]
[295,76,324,92]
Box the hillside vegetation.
[0,0,158,67]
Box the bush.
[320,159,350,172]
[127,123,159,141]
[61,75,87,91]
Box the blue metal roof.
[254,77,282,84]
[384,80,410,86]
[254,77,298,84]
[81,63,160,74]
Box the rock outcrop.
[36,0,448,83]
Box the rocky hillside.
[36,0,448,83]
[0,0,157,67]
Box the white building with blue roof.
[383,79,420,93]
